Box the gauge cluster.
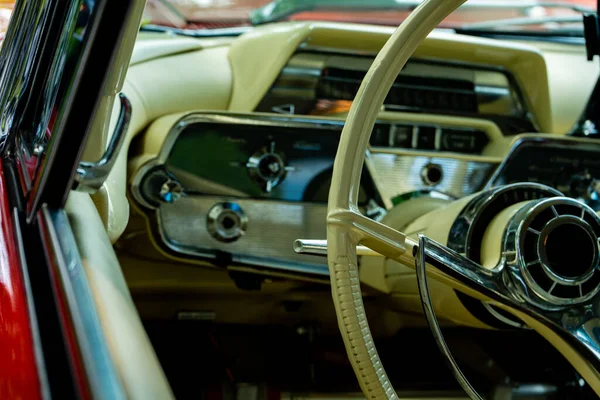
[487,136,600,211]
[132,114,385,275]
[134,115,595,277]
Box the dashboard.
[488,135,600,210]
[115,21,600,329]
[132,114,383,275]
[256,51,537,136]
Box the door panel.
[65,191,174,399]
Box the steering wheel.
[327,0,600,398]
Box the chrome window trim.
[40,206,126,400]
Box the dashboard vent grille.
[369,122,489,154]
[318,67,478,114]
[522,202,600,302]
[254,51,537,136]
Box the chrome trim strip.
[40,206,125,400]
[131,112,497,274]
[261,49,537,133]
[415,235,483,400]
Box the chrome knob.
[207,202,248,243]
[159,178,183,203]
[246,141,295,193]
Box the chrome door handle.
[73,93,131,193]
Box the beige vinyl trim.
[93,44,233,242]
[81,0,147,163]
[227,22,312,111]
[228,22,552,133]
[66,191,174,400]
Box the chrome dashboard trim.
[503,198,600,307]
[486,135,600,190]
[261,49,538,133]
[131,112,347,210]
[369,152,497,201]
[132,113,350,275]
[132,112,498,208]
[131,112,500,274]
[157,195,330,275]
[39,206,125,400]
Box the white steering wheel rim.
[326,1,468,398]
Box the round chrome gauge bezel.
[246,141,293,193]
[207,202,248,243]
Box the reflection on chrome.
[417,199,600,378]
[415,235,483,400]
[73,94,132,193]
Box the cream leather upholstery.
[66,191,174,400]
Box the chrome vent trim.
[256,51,535,135]
[507,198,600,306]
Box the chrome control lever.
[293,239,383,257]
[73,93,132,193]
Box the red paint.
[39,216,91,400]
[0,163,42,399]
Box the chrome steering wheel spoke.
[417,233,600,388]
[417,235,513,306]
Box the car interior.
[9,0,600,398]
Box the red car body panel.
[0,162,41,400]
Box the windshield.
[142,0,595,35]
